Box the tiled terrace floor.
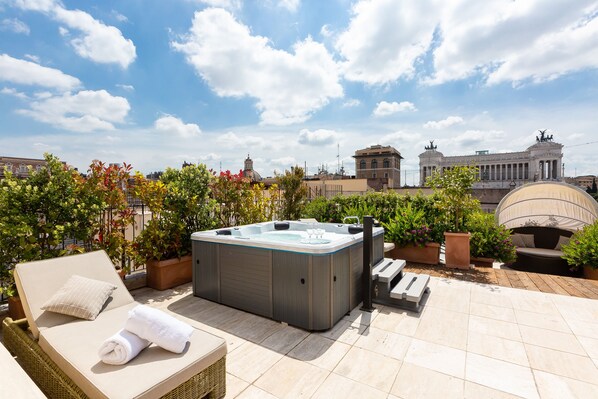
[129,277,598,399]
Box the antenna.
[337,143,340,174]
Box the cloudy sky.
[1,0,597,184]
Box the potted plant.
[134,163,215,290]
[382,202,441,265]
[426,165,480,269]
[466,212,516,267]
[562,221,598,280]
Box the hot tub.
[191,221,384,331]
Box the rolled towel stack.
[125,304,194,354]
[99,304,194,365]
[98,329,150,365]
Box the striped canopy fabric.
[495,182,598,232]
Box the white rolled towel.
[125,305,194,354]
[98,329,150,365]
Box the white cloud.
[199,153,221,161]
[298,128,339,146]
[336,0,441,85]
[320,24,333,38]
[15,0,136,68]
[380,130,422,143]
[111,10,128,23]
[342,98,361,108]
[334,1,598,87]
[172,8,343,125]
[58,26,68,36]
[429,1,598,85]
[116,84,134,91]
[24,54,40,63]
[196,0,241,10]
[218,132,272,149]
[1,17,30,34]
[373,101,417,116]
[17,90,130,132]
[1,87,28,99]
[154,115,201,138]
[278,0,300,12]
[423,116,464,129]
[453,129,505,147]
[271,156,298,169]
[0,54,81,91]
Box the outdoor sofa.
[3,250,227,399]
[509,226,580,277]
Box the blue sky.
[1,0,597,183]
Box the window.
[19,164,27,173]
[371,159,378,169]
[359,160,366,169]
[372,173,377,178]
[383,158,390,168]
[384,172,388,178]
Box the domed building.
[242,154,262,182]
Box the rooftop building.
[353,145,403,190]
[419,132,564,188]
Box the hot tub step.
[372,258,406,283]
[390,272,430,303]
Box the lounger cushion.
[554,235,570,251]
[39,302,227,399]
[15,251,134,338]
[516,247,564,258]
[511,233,535,248]
[41,275,117,320]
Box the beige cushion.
[554,235,570,251]
[41,275,117,320]
[15,251,134,338]
[516,247,563,258]
[39,302,227,399]
[511,233,535,248]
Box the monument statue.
[536,129,553,142]
[424,140,437,150]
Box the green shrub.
[134,163,215,261]
[277,167,307,220]
[465,212,516,263]
[382,203,436,247]
[562,221,598,270]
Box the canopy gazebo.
[495,181,598,276]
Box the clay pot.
[583,265,598,280]
[471,256,495,268]
[146,255,192,290]
[389,243,441,265]
[444,232,471,269]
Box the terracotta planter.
[389,243,441,265]
[146,255,192,291]
[8,296,26,320]
[444,232,471,269]
[583,265,598,280]
[471,256,495,268]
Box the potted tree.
[382,202,442,265]
[466,212,516,267]
[134,163,215,290]
[426,165,480,269]
[562,221,598,280]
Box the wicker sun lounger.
[3,251,227,399]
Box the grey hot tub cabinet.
[192,235,384,331]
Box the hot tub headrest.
[216,229,232,235]
[348,225,363,234]
[274,222,290,230]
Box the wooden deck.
[405,263,598,300]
